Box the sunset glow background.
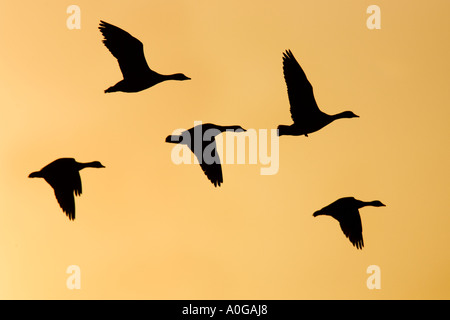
[0,0,449,299]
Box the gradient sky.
[0,0,449,299]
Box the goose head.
[340,111,359,119]
[370,200,386,207]
[170,73,191,81]
[86,161,105,168]
[230,125,246,132]
[220,125,246,133]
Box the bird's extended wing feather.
[54,187,76,220]
[190,138,223,187]
[282,50,321,123]
[46,169,82,220]
[99,20,153,79]
[338,210,364,249]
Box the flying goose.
[29,158,105,220]
[99,20,190,93]
[278,50,358,137]
[313,197,385,249]
[166,123,246,187]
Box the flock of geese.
[28,20,385,250]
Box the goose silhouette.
[278,50,358,137]
[166,123,246,187]
[28,158,105,220]
[99,20,190,93]
[313,197,385,249]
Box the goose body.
[278,50,358,137]
[28,158,105,220]
[313,197,385,249]
[166,123,246,187]
[99,20,190,93]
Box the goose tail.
[165,135,181,143]
[277,125,289,136]
[104,85,118,93]
[313,210,324,217]
[28,171,43,178]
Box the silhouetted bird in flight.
[166,123,246,187]
[28,158,105,220]
[278,50,359,137]
[98,20,190,93]
[313,197,385,249]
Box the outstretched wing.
[46,170,82,220]
[53,187,76,220]
[282,50,321,123]
[99,20,153,79]
[338,209,364,249]
[189,138,223,187]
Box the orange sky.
[0,0,449,299]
